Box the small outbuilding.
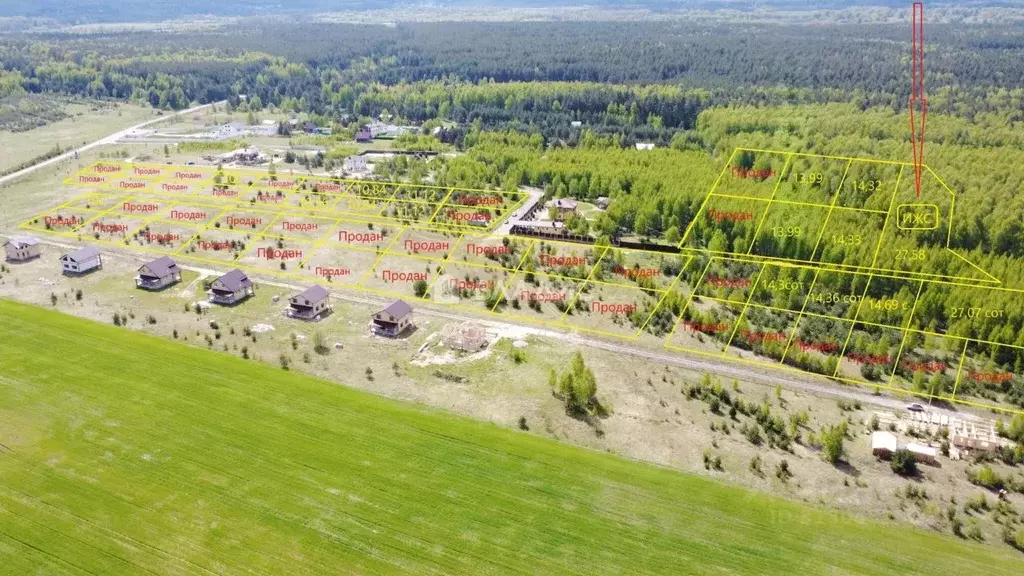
[871,431,898,459]
[207,269,254,305]
[288,284,331,320]
[355,127,373,143]
[60,246,102,275]
[372,299,413,337]
[906,442,938,464]
[136,256,182,290]
[3,236,41,262]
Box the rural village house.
[372,300,413,337]
[548,198,578,220]
[207,269,254,305]
[60,246,102,275]
[135,256,182,290]
[3,236,41,262]
[287,284,331,320]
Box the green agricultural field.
[0,299,1020,575]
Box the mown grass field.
[0,298,1020,575]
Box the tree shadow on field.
[833,460,861,477]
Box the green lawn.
[0,299,1019,575]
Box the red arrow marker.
[909,2,927,198]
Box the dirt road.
[0,101,223,189]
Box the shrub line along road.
[0,104,987,425]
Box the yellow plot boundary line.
[721,264,767,354]
[948,250,1002,284]
[747,154,794,254]
[869,165,903,269]
[662,335,1023,415]
[830,274,876,377]
[357,229,405,287]
[677,149,737,249]
[632,254,695,339]
[663,257,714,346]
[686,245,1000,287]
[886,280,927,388]
[708,192,889,215]
[948,340,970,402]
[19,214,1024,416]
[423,235,471,301]
[492,241,537,312]
[69,195,138,235]
[559,246,610,322]
[734,147,908,166]
[297,220,344,270]
[779,269,820,364]
[174,208,232,255]
[809,160,854,260]
[67,174,520,234]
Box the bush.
[518,417,529,431]
[742,423,763,445]
[75,288,83,301]
[951,515,964,537]
[890,448,918,476]
[172,329,178,339]
[820,422,847,464]
[1013,528,1024,551]
[50,292,57,306]
[279,354,290,370]
[509,347,526,364]
[967,465,1003,489]
[313,330,329,355]
[112,312,121,326]
[708,397,721,414]
[775,460,792,482]
[413,279,429,297]
[749,455,763,476]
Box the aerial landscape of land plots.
[17,147,1024,418]
[668,148,1024,415]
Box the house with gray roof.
[135,256,182,291]
[3,236,41,262]
[207,269,254,305]
[372,299,413,337]
[287,284,331,320]
[60,246,102,275]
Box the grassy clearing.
[0,100,153,172]
[0,298,1020,575]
